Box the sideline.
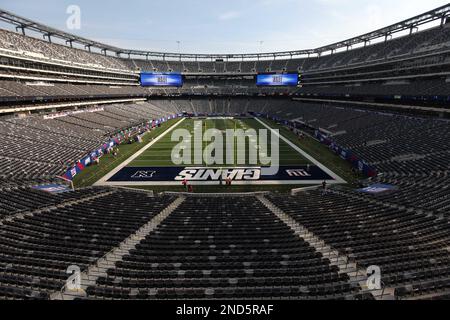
[255,117,346,184]
[94,118,186,186]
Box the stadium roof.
[0,4,450,60]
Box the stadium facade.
[0,5,449,301]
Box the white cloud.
[218,11,242,21]
[6,0,447,54]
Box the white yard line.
[254,117,346,184]
[94,118,186,186]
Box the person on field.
[182,179,188,192]
[322,180,328,195]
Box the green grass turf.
[73,116,360,192]
[128,117,311,167]
[72,119,180,188]
[259,118,363,187]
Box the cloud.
[1,0,448,54]
[218,11,241,21]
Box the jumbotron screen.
[256,73,299,86]
[140,73,183,87]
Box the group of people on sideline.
[181,175,233,193]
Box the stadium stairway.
[0,188,176,299]
[266,189,450,300]
[80,194,367,300]
[1,189,448,300]
[51,196,186,300]
[257,195,395,300]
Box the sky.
[0,0,448,54]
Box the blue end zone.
[107,166,333,183]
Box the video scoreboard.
[139,71,299,87]
[140,72,183,87]
[256,73,300,87]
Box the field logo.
[131,171,156,179]
[175,168,260,181]
[366,265,382,290]
[171,121,279,175]
[66,5,81,30]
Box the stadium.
[0,1,449,304]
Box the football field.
[95,117,346,186]
[129,117,310,167]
